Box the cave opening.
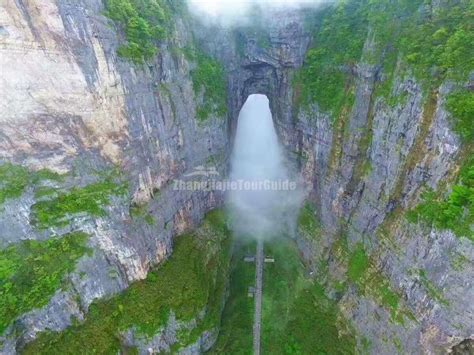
[224,93,306,354]
[227,93,299,240]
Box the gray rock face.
[0,0,227,352]
[195,4,473,354]
[120,311,217,355]
[276,23,471,355]
[0,1,472,354]
[298,72,472,354]
[191,8,310,149]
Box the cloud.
[228,94,304,240]
[186,0,332,26]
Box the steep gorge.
[0,0,472,354]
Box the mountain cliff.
[0,0,472,353]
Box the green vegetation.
[344,244,413,323]
[205,151,225,167]
[361,337,372,354]
[417,269,448,306]
[296,0,473,116]
[130,202,156,226]
[446,90,474,142]
[398,1,473,83]
[297,0,474,185]
[336,0,474,240]
[322,225,411,323]
[261,237,356,354]
[347,243,369,283]
[209,239,255,354]
[30,173,128,230]
[186,47,227,121]
[295,1,368,116]
[0,162,129,230]
[369,0,473,101]
[363,0,473,93]
[0,163,62,206]
[361,269,402,320]
[103,0,173,63]
[449,251,470,272]
[0,232,90,333]
[24,210,232,354]
[0,163,29,205]
[212,219,357,354]
[171,210,233,350]
[408,156,473,241]
[297,202,320,239]
[407,69,474,241]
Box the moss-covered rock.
[22,209,232,354]
[0,232,90,333]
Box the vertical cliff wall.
[0,0,228,352]
[0,0,472,353]
[290,2,473,353]
[195,1,472,353]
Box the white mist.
[228,94,300,240]
[187,0,332,26]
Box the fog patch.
[187,0,333,26]
[227,94,303,240]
